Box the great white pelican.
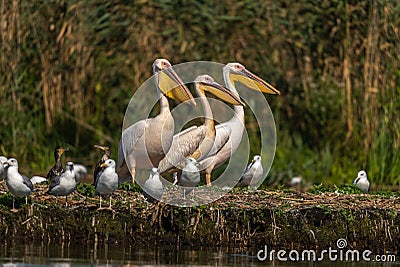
[198,63,280,186]
[117,59,196,183]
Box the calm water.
[0,242,397,266]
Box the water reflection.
[0,243,264,266]
[0,242,394,266]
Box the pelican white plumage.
[0,156,7,180]
[353,170,370,193]
[117,59,196,183]
[95,159,118,209]
[237,155,263,189]
[198,63,280,186]
[3,158,36,211]
[180,157,200,199]
[157,74,245,174]
[142,168,163,203]
[47,162,76,206]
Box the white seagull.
[180,157,200,199]
[353,170,370,193]
[94,159,118,209]
[3,158,36,211]
[47,162,76,206]
[237,155,264,190]
[143,168,163,203]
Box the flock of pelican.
[0,58,282,209]
[118,59,280,201]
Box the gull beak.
[230,69,280,95]
[100,162,107,168]
[158,67,196,106]
[201,81,246,106]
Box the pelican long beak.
[158,67,196,106]
[201,81,246,106]
[230,69,280,95]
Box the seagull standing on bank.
[237,155,264,190]
[3,158,36,211]
[353,170,370,193]
[180,157,200,199]
[143,168,163,203]
[47,162,76,206]
[94,159,118,209]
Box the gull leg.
[25,196,28,205]
[109,196,112,209]
[65,196,68,207]
[99,195,102,209]
[206,173,212,187]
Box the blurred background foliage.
[0,0,399,186]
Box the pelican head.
[225,63,280,95]
[194,74,245,106]
[153,58,196,106]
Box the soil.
[0,181,398,254]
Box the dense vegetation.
[0,0,399,186]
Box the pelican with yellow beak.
[117,59,196,183]
[157,74,245,175]
[198,63,280,186]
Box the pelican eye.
[162,61,170,68]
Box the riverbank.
[0,183,398,254]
